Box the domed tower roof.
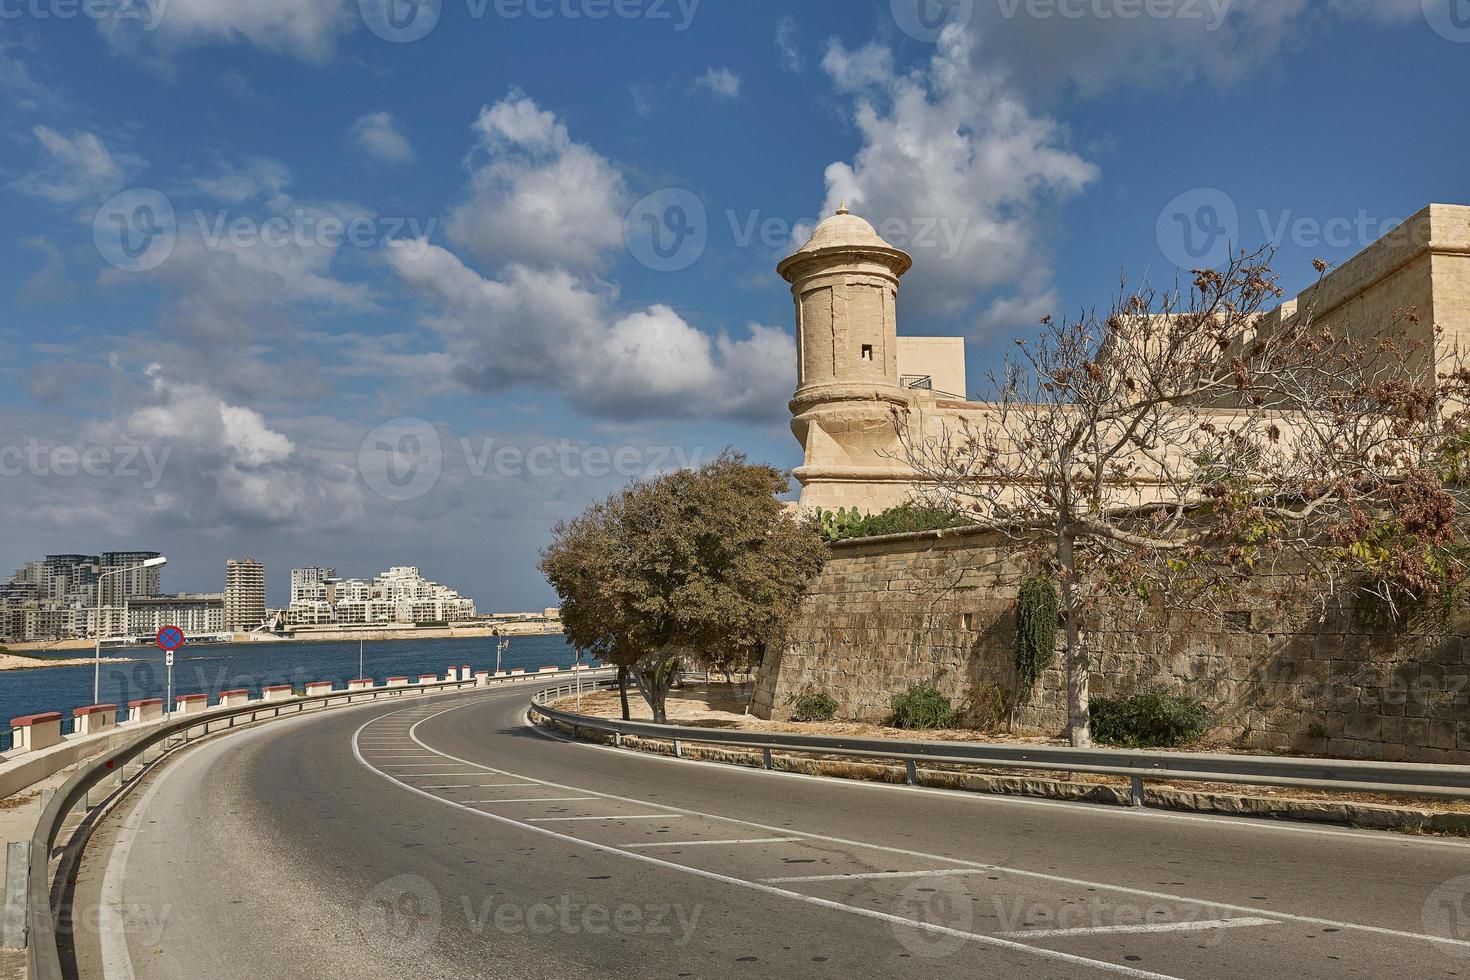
[778,205,913,281]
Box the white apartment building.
[126,594,225,636]
[285,565,476,626]
[224,557,266,631]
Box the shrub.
[890,683,960,730]
[1089,687,1213,747]
[817,505,972,543]
[962,681,1010,732]
[789,690,839,722]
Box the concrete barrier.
[72,705,118,737]
[304,681,333,697]
[509,669,525,676]
[128,699,164,724]
[11,714,63,754]
[474,671,490,687]
[175,694,209,716]
[386,676,409,688]
[347,679,374,691]
[538,666,560,674]
[263,685,295,702]
[416,675,438,685]
[218,689,250,708]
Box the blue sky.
[1,0,1467,608]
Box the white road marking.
[628,837,805,848]
[764,868,984,883]
[470,797,601,804]
[352,710,1184,980]
[999,917,1280,940]
[526,814,688,822]
[421,783,538,789]
[408,696,1470,953]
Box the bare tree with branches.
[896,247,1470,746]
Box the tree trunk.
[633,654,677,725]
[617,665,631,721]
[1057,532,1092,747]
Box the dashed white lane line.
[764,868,983,884]
[471,797,601,804]
[353,706,1184,980]
[998,918,1280,940]
[421,783,538,790]
[627,837,804,849]
[526,813,689,822]
[393,697,1470,955]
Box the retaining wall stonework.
[750,528,1470,764]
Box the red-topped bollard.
[347,678,374,691]
[175,694,209,716]
[73,704,119,736]
[10,712,64,753]
[385,676,410,688]
[304,681,334,697]
[263,685,295,702]
[218,689,251,708]
[128,699,164,724]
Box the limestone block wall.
[751,528,1470,764]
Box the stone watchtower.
[778,207,919,512]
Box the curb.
[539,717,1470,836]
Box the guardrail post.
[673,739,683,758]
[762,747,773,770]
[905,759,918,786]
[613,731,622,747]
[2,840,29,950]
[1130,775,1146,808]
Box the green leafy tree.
[540,452,827,723]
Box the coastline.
[4,623,563,658]
[0,653,137,672]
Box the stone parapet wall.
[751,527,1470,764]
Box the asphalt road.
[66,684,1470,979]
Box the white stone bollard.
[72,704,118,736]
[218,689,251,708]
[175,694,209,716]
[263,685,295,702]
[304,681,334,697]
[385,676,410,688]
[348,678,374,691]
[128,699,164,724]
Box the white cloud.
[350,112,415,165]
[775,15,802,73]
[445,91,628,274]
[72,365,366,530]
[192,157,292,205]
[97,0,350,62]
[693,67,742,99]
[13,127,143,206]
[386,242,794,422]
[818,28,1097,324]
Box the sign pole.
[156,626,185,719]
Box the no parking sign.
[156,625,185,665]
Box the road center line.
[470,797,601,804]
[764,868,984,883]
[526,813,687,822]
[998,917,1280,940]
[627,837,805,848]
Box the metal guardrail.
[530,680,1470,803]
[26,671,603,980]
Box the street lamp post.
[94,556,167,705]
